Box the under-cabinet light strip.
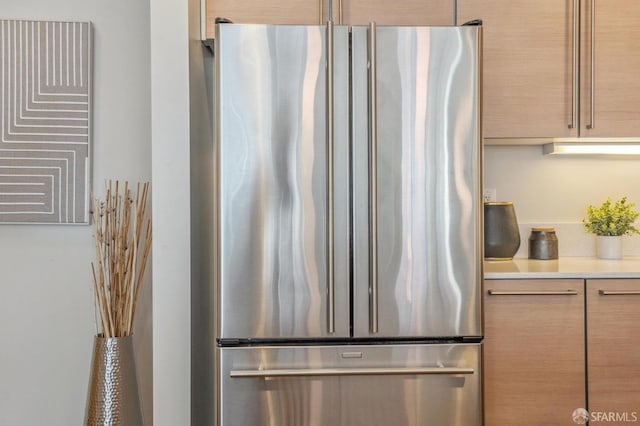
[543,143,640,156]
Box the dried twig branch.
[91,181,152,338]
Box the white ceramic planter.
[596,236,623,260]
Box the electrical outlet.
[483,188,497,202]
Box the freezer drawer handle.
[487,289,578,296]
[599,290,640,296]
[230,367,474,378]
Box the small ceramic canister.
[528,227,559,260]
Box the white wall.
[0,1,152,425]
[150,0,216,421]
[485,145,640,257]
[150,0,192,424]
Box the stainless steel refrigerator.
[214,21,482,426]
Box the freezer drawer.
[218,343,481,426]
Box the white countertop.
[484,257,640,279]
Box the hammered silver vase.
[86,335,143,426]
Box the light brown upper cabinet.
[204,0,320,39]
[343,0,454,26]
[204,0,455,40]
[457,0,577,139]
[458,0,640,140]
[580,1,640,137]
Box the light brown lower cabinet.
[485,278,640,424]
[587,279,640,418]
[483,279,586,425]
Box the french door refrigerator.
[214,21,482,426]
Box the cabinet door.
[483,279,585,426]
[344,0,454,26]
[580,1,640,137]
[587,279,640,415]
[205,0,320,39]
[457,0,578,139]
[205,0,455,39]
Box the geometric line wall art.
[0,20,91,224]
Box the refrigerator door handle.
[368,21,379,334]
[326,21,336,334]
[230,366,475,378]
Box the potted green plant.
[583,197,640,259]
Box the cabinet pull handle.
[231,367,475,378]
[586,0,596,129]
[326,21,335,334]
[487,290,578,296]
[368,22,379,334]
[569,0,579,129]
[599,290,640,296]
[322,0,342,24]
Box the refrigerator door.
[352,26,482,338]
[219,343,482,426]
[216,24,351,340]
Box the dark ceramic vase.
[484,202,521,260]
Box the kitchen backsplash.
[484,144,640,258]
[513,222,640,258]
